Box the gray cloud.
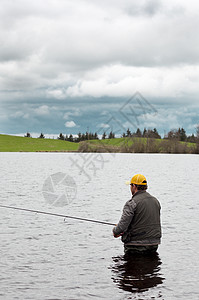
[1,0,198,69]
[125,0,163,17]
[0,0,199,134]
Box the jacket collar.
[132,190,146,198]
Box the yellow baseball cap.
[126,174,147,185]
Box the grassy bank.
[78,137,199,154]
[0,134,198,153]
[0,134,79,152]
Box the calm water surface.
[0,153,198,300]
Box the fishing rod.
[0,204,116,226]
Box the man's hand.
[113,232,123,238]
[112,227,124,238]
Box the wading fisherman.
[113,174,161,254]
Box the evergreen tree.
[68,134,73,142]
[152,128,161,139]
[108,131,115,139]
[39,133,45,138]
[135,128,142,137]
[94,132,98,140]
[178,128,187,141]
[77,132,82,142]
[102,132,106,139]
[85,131,89,140]
[126,128,131,137]
[143,128,147,137]
[24,132,31,138]
[58,133,65,140]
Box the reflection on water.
[111,252,164,294]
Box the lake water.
[0,153,198,300]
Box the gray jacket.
[113,190,161,245]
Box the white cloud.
[12,111,24,118]
[99,123,110,129]
[65,121,76,128]
[34,105,50,116]
[23,113,30,119]
[63,109,81,120]
[11,110,30,119]
[46,89,66,100]
[64,64,199,101]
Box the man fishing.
[113,174,161,254]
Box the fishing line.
[0,204,116,226]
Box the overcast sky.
[0,0,199,137]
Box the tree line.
[24,126,199,143]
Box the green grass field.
[0,134,79,152]
[0,134,197,153]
